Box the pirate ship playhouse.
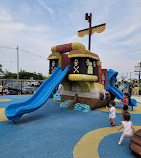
[48,42,111,110]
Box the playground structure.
[48,42,110,109]
[5,42,137,121]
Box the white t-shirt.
[58,84,62,91]
[122,121,132,133]
[109,107,116,118]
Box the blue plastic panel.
[5,66,70,120]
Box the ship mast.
[78,13,106,51]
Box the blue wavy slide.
[106,69,137,106]
[5,66,70,121]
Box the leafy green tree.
[0,69,46,80]
[19,70,45,80]
[0,64,3,75]
[2,70,17,79]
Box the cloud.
[0,5,51,33]
[0,19,54,75]
[0,6,12,21]
[21,4,32,14]
[20,3,44,15]
[0,22,51,33]
[0,28,52,75]
[0,6,53,75]
[0,0,140,79]
[98,1,141,45]
[37,0,54,15]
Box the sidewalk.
[131,95,141,103]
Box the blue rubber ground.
[0,95,140,158]
[99,133,137,158]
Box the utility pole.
[130,72,132,83]
[139,62,141,84]
[127,72,128,81]
[16,46,19,80]
[134,62,141,84]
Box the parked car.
[26,80,40,87]
[21,83,35,94]
[5,82,34,95]
[0,85,9,94]
[39,80,44,85]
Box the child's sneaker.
[111,124,115,127]
[118,142,121,145]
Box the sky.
[0,0,140,80]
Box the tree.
[0,64,3,75]
[0,69,46,80]
[2,70,17,79]
[19,70,45,80]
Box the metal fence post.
[2,80,3,95]
[21,81,22,95]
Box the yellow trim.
[48,53,61,66]
[73,126,141,158]
[78,24,106,37]
[51,46,56,53]
[47,52,61,60]
[97,61,101,66]
[47,74,51,78]
[0,99,11,102]
[48,56,58,60]
[97,101,141,114]
[47,56,59,60]
[53,100,62,103]
[72,42,85,50]
[0,108,8,121]
[68,54,100,60]
[0,108,27,122]
[68,74,98,81]
[91,83,104,89]
[51,42,85,53]
[58,53,62,66]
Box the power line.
[0,45,16,50]
[0,45,48,75]
[19,48,47,60]
[0,61,16,63]
[0,45,47,60]
[0,60,48,68]
[20,61,48,69]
